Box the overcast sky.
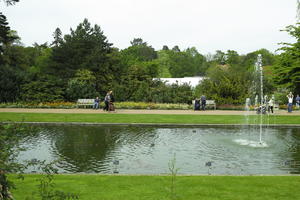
[1,0,298,54]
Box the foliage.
[49,19,117,95]
[121,38,157,63]
[164,48,207,78]
[274,23,300,95]
[240,49,276,69]
[20,75,64,102]
[0,65,25,102]
[0,15,288,106]
[195,65,252,104]
[0,123,39,200]
[66,69,99,101]
[0,101,76,109]
[0,12,18,55]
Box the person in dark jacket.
[109,90,115,111]
[194,98,200,111]
[201,95,206,111]
[103,92,110,111]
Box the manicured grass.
[0,112,300,125]
[10,174,300,200]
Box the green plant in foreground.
[167,155,180,200]
[0,169,13,200]
[0,123,39,200]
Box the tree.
[114,61,159,101]
[51,27,63,47]
[0,65,24,102]
[49,18,115,95]
[274,24,300,95]
[162,45,169,51]
[196,65,252,104]
[0,0,19,54]
[65,69,99,101]
[0,13,18,54]
[213,50,226,65]
[240,49,275,69]
[20,75,64,102]
[172,45,180,52]
[130,38,146,46]
[121,38,157,63]
[226,50,240,66]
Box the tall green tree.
[49,19,116,95]
[121,38,157,64]
[51,27,63,47]
[274,24,300,94]
[0,13,18,55]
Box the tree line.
[1,2,299,105]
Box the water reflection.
[17,125,300,175]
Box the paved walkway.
[1,108,300,115]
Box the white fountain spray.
[256,54,264,144]
[235,54,268,148]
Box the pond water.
[17,124,300,175]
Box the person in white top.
[287,92,294,113]
[268,96,275,114]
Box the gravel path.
[1,108,300,115]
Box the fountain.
[235,54,268,148]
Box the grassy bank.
[10,174,300,200]
[0,112,300,125]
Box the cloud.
[2,0,297,54]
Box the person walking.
[287,92,294,113]
[201,95,206,111]
[268,96,274,114]
[109,90,115,111]
[296,94,300,110]
[103,92,111,111]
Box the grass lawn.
[10,174,300,200]
[0,112,300,124]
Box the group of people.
[287,92,300,113]
[256,92,300,114]
[194,95,206,111]
[93,90,115,111]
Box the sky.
[1,0,298,55]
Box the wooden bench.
[192,100,216,110]
[77,99,94,108]
[206,100,216,110]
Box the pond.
[17,124,300,175]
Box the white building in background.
[153,77,205,88]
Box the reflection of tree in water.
[48,125,122,173]
[276,127,300,174]
[286,128,300,174]
[47,125,157,173]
